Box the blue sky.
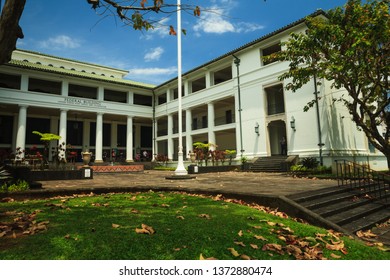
[14,0,347,85]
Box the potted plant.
[82,150,92,167]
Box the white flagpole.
[174,0,187,175]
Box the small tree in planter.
[32,131,61,168]
[193,142,209,166]
[225,150,236,165]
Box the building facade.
[0,12,387,170]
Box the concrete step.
[342,209,390,233]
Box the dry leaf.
[278,235,287,242]
[250,244,259,250]
[112,223,120,228]
[267,221,276,226]
[130,209,139,214]
[240,254,251,260]
[176,216,185,220]
[254,235,267,241]
[330,253,342,259]
[234,241,246,247]
[238,230,243,237]
[200,253,218,260]
[227,248,240,257]
[135,224,155,235]
[198,214,211,219]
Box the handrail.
[335,160,389,205]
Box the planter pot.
[189,153,196,163]
[82,152,92,167]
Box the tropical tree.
[0,0,202,65]
[272,0,390,169]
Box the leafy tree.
[273,0,390,169]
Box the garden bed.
[189,165,239,174]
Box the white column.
[208,102,216,150]
[97,86,104,101]
[185,109,193,158]
[184,80,189,97]
[58,109,68,161]
[167,114,174,160]
[205,70,212,88]
[61,81,69,96]
[126,116,134,162]
[15,105,28,160]
[95,112,104,163]
[20,75,28,91]
[152,118,157,160]
[127,91,134,104]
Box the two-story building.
[0,11,387,170]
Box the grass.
[0,191,388,260]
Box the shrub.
[300,157,319,169]
[0,179,30,192]
[290,164,308,172]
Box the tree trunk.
[0,0,26,65]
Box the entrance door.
[268,120,286,156]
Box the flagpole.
[174,0,188,175]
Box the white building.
[0,12,387,170]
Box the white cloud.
[193,2,264,35]
[39,35,81,50]
[144,47,164,62]
[128,67,177,76]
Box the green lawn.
[0,191,388,260]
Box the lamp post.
[233,54,244,159]
[174,0,187,176]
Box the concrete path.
[36,170,338,196]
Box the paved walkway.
[35,170,338,196]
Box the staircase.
[287,160,390,237]
[249,156,288,172]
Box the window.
[265,84,285,115]
[0,115,13,144]
[69,84,97,99]
[67,121,83,146]
[213,66,232,85]
[104,89,127,103]
[261,43,281,66]
[28,78,61,95]
[192,117,198,130]
[26,117,50,144]
[173,86,184,99]
[226,110,233,124]
[191,76,206,93]
[0,73,21,90]
[133,94,152,106]
[117,125,126,147]
[158,94,167,105]
[202,116,208,128]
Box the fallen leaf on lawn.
[112,224,120,228]
[330,253,342,259]
[325,241,344,251]
[64,234,71,239]
[176,216,185,220]
[238,230,243,237]
[198,214,211,219]
[254,235,267,241]
[286,245,302,256]
[234,241,246,247]
[135,224,155,235]
[240,254,251,260]
[130,209,139,214]
[250,244,259,249]
[262,243,283,253]
[199,253,218,260]
[227,248,240,257]
[161,204,170,208]
[252,225,262,229]
[278,235,287,242]
[267,221,276,226]
[0,231,6,238]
